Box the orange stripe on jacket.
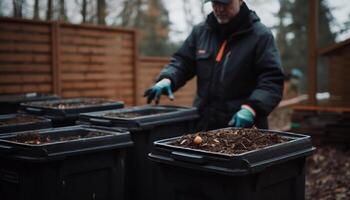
[215,40,228,62]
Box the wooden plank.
[0,31,50,43]
[308,0,318,105]
[51,21,61,95]
[60,35,122,47]
[0,22,51,33]
[60,22,135,35]
[62,89,118,98]
[0,74,52,84]
[61,73,119,81]
[292,105,350,113]
[0,53,51,63]
[60,54,122,64]
[60,63,125,71]
[60,27,124,39]
[0,64,51,73]
[60,45,110,55]
[0,43,51,53]
[0,84,51,93]
[61,64,108,72]
[139,56,170,62]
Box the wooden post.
[132,30,139,106]
[308,0,318,105]
[51,21,62,96]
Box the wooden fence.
[0,18,196,106]
[0,18,137,105]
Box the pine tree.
[119,0,173,56]
[13,0,25,18]
[97,0,106,25]
[33,0,39,20]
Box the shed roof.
[319,38,350,56]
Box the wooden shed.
[319,38,350,107]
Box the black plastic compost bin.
[149,128,315,200]
[79,105,200,200]
[0,114,51,135]
[22,98,124,127]
[0,93,58,114]
[0,125,132,200]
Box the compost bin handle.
[171,151,205,164]
[25,107,44,114]
[0,144,14,154]
[88,118,112,126]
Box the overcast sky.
[1,0,349,43]
[166,0,350,42]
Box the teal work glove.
[143,78,174,104]
[228,105,256,128]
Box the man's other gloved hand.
[143,78,174,104]
[228,105,256,128]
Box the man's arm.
[156,27,198,92]
[245,31,284,117]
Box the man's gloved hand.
[143,78,174,104]
[228,105,256,128]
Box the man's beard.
[214,12,231,24]
[216,17,230,24]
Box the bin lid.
[0,125,132,161]
[21,98,124,119]
[149,128,315,175]
[79,105,200,130]
[0,93,58,104]
[0,114,51,134]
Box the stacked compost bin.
[0,94,314,200]
[149,127,315,200]
[0,93,58,114]
[0,95,131,200]
[0,125,132,200]
[80,105,200,200]
[22,97,124,127]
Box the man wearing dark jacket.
[144,0,284,131]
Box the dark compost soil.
[36,98,114,109]
[10,131,110,145]
[172,128,290,155]
[0,115,43,126]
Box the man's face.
[212,0,243,24]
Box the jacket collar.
[204,5,260,39]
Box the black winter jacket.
[157,9,284,131]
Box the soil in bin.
[35,98,114,109]
[172,128,290,155]
[0,115,43,126]
[10,131,111,145]
[104,109,171,118]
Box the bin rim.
[0,125,132,161]
[0,113,52,134]
[0,93,58,104]
[149,127,315,175]
[79,105,199,130]
[21,98,124,118]
[0,113,51,127]
[154,128,311,157]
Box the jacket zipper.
[220,51,231,82]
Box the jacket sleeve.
[246,31,284,116]
[156,27,198,92]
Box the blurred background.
[1,0,349,94]
[0,1,350,199]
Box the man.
[144,0,284,131]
